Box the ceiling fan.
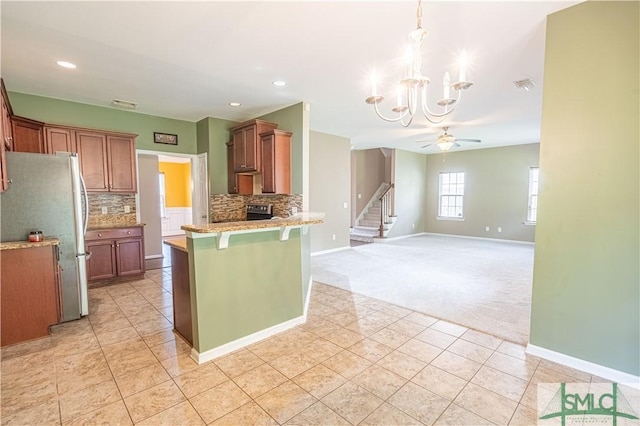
[416,127,482,151]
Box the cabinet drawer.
[85,227,142,240]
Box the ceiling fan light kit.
[365,0,473,127]
[417,126,482,151]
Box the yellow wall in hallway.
[159,162,192,207]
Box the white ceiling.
[1,1,580,153]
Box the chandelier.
[365,0,473,127]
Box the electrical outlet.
[343,202,348,209]
[291,207,298,215]
[101,207,108,215]
[332,234,336,241]
[124,206,131,213]
[498,227,502,233]
[358,193,362,199]
[412,223,415,229]
[485,226,490,231]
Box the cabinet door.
[0,246,59,346]
[76,131,109,192]
[241,126,258,171]
[232,130,246,172]
[106,135,137,192]
[11,117,45,153]
[86,240,116,281]
[1,97,13,151]
[261,132,276,193]
[0,134,7,192]
[226,141,238,193]
[45,127,76,154]
[115,238,145,277]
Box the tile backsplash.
[87,194,137,228]
[210,194,303,222]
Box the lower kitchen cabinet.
[170,246,192,345]
[85,226,145,283]
[1,244,61,346]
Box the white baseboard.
[375,232,426,243]
[190,315,306,364]
[311,246,350,256]
[526,344,640,386]
[424,232,534,245]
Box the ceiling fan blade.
[420,143,436,148]
[456,138,482,143]
[453,142,461,148]
[415,140,436,144]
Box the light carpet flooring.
[312,234,534,344]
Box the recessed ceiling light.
[272,80,286,87]
[56,60,77,69]
[228,102,241,107]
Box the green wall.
[386,149,427,238]
[7,92,197,154]
[425,143,539,242]
[530,1,639,375]
[309,131,351,252]
[196,117,237,194]
[259,102,308,196]
[188,230,304,353]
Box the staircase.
[351,183,396,243]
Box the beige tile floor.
[1,268,607,425]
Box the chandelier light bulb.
[370,71,378,97]
[459,50,468,82]
[443,72,451,100]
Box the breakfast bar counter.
[175,212,324,363]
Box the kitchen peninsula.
[164,213,323,364]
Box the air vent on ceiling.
[513,78,536,91]
[110,99,137,110]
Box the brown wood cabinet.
[1,245,61,346]
[11,116,45,153]
[1,79,13,192]
[170,246,192,345]
[45,126,76,153]
[231,119,278,173]
[85,226,145,283]
[260,129,292,194]
[44,126,138,193]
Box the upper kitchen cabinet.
[260,129,291,194]
[11,116,45,153]
[76,131,109,191]
[48,126,138,193]
[1,79,12,192]
[231,119,278,173]
[106,135,136,192]
[45,126,76,154]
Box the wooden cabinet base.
[1,246,60,346]
[170,247,192,345]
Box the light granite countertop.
[182,212,325,234]
[163,237,187,252]
[0,238,60,251]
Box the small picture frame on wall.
[154,132,178,145]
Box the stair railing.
[378,183,395,238]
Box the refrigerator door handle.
[79,172,89,235]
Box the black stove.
[246,204,273,221]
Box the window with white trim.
[527,167,539,223]
[438,172,465,218]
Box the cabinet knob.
[98,233,102,237]
[127,231,131,235]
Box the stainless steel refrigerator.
[0,152,89,321]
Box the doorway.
[136,150,209,270]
